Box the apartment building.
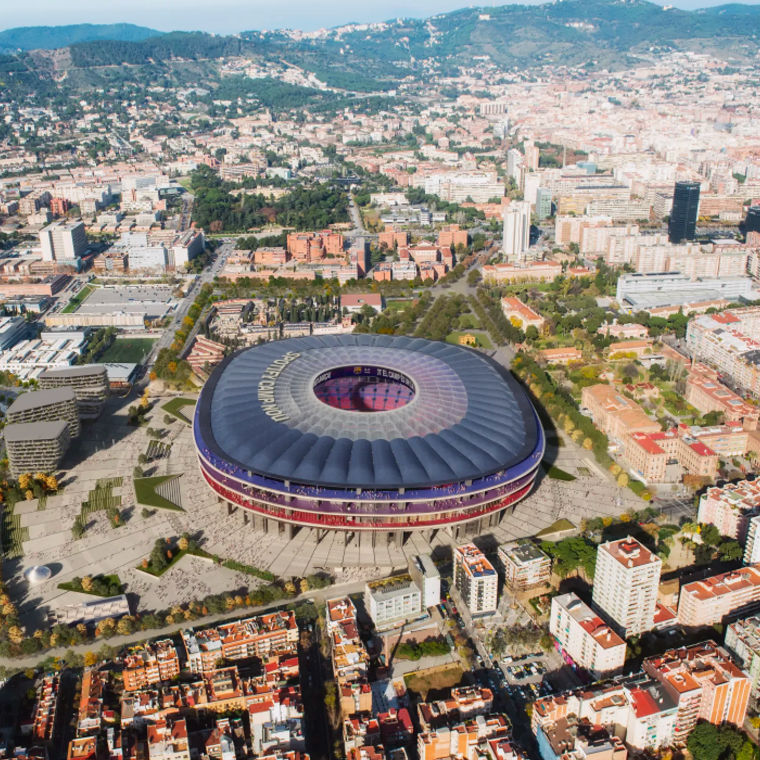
[697,480,760,544]
[364,575,423,630]
[536,715,628,760]
[686,308,760,399]
[454,544,499,616]
[408,554,441,609]
[581,384,660,443]
[592,537,662,637]
[550,593,627,677]
[685,369,759,430]
[678,565,760,627]
[122,639,181,692]
[5,420,70,477]
[146,716,190,760]
[417,712,510,760]
[643,643,751,742]
[182,611,299,673]
[498,542,552,592]
[500,297,545,331]
[326,597,370,685]
[38,364,109,419]
[7,387,81,438]
[286,231,344,261]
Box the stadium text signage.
[258,351,301,421]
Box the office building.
[592,537,662,637]
[0,316,29,350]
[364,575,423,630]
[39,220,88,262]
[5,420,70,477]
[726,615,760,701]
[7,387,80,438]
[678,565,760,626]
[454,543,499,616]
[498,542,552,592]
[643,643,750,741]
[668,181,700,243]
[38,365,109,419]
[550,592,627,677]
[502,201,531,261]
[408,554,441,609]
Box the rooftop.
[4,419,68,442]
[7,386,76,414]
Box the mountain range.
[2,1,760,98]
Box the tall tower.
[592,536,661,637]
[502,201,531,262]
[668,181,700,243]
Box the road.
[142,240,235,374]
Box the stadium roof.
[197,335,541,490]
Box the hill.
[0,23,161,52]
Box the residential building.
[122,639,181,692]
[38,365,109,419]
[40,220,87,262]
[550,593,627,677]
[454,544,499,616]
[364,575,423,630]
[536,715,627,760]
[502,201,531,261]
[498,542,551,592]
[643,642,750,742]
[341,293,384,314]
[725,615,760,702]
[7,387,80,438]
[697,480,760,545]
[5,420,70,477]
[678,565,760,626]
[592,537,662,637]
[187,336,225,378]
[182,611,299,674]
[146,716,191,760]
[668,181,700,243]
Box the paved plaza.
[5,391,642,629]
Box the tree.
[687,722,748,760]
[718,540,743,562]
[700,523,721,547]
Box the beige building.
[4,420,70,477]
[581,384,660,443]
[7,387,80,438]
[454,543,498,616]
[678,565,760,627]
[500,297,545,331]
[498,542,551,592]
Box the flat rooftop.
[4,419,68,441]
[7,387,76,414]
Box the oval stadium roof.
[196,334,540,490]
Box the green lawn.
[133,475,183,511]
[58,573,123,597]
[162,397,197,424]
[542,463,577,481]
[445,331,494,349]
[100,338,155,364]
[61,284,95,313]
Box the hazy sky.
[4,0,760,35]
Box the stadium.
[194,334,544,542]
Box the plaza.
[4,391,643,630]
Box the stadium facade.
[194,335,544,543]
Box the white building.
[502,201,531,262]
[364,575,423,630]
[39,220,87,262]
[409,554,441,609]
[454,543,498,616]
[592,536,661,637]
[550,592,626,677]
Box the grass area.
[58,573,123,597]
[384,299,415,313]
[445,331,494,349]
[404,664,464,700]
[61,284,94,313]
[162,397,197,424]
[137,547,212,577]
[536,518,576,539]
[133,475,183,511]
[100,338,155,364]
[1,504,28,558]
[542,463,577,481]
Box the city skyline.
[3,0,760,35]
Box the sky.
[3,0,760,35]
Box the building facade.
[454,543,499,616]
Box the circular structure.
[194,335,544,535]
[24,565,51,584]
